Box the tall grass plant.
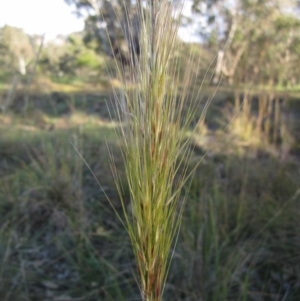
[106,1,208,300]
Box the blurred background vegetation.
[0,0,300,300]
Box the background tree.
[190,0,300,145]
[65,0,141,66]
[0,25,34,76]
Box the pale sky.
[0,0,85,41]
[0,0,199,42]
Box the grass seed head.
[108,1,204,300]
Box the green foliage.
[76,51,100,69]
[39,33,104,81]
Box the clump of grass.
[107,1,204,301]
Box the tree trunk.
[18,56,26,75]
[1,74,19,114]
[265,94,274,144]
[234,87,240,113]
[213,50,224,84]
[257,94,267,138]
[273,96,280,144]
[23,34,45,113]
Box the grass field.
[0,87,299,301]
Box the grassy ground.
[0,88,299,301]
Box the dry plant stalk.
[108,1,202,300]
